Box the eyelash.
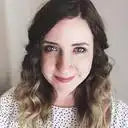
[73,47,87,54]
[43,45,58,53]
[42,45,87,54]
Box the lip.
[54,75,75,83]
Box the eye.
[73,47,87,54]
[43,45,58,53]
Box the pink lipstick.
[54,75,75,83]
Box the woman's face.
[41,17,93,94]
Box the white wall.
[0,0,10,94]
[92,0,128,104]
[0,0,128,103]
[4,0,44,86]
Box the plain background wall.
[0,0,128,103]
[0,0,10,94]
[3,0,47,87]
[92,0,128,103]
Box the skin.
[41,16,94,107]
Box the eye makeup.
[41,40,88,55]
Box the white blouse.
[0,87,128,128]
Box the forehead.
[44,16,93,46]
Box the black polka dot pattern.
[0,87,128,128]
[50,105,79,127]
[110,97,128,128]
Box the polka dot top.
[0,87,128,128]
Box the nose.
[56,53,73,74]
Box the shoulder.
[0,86,20,127]
[111,98,128,128]
[0,86,18,113]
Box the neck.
[53,91,75,107]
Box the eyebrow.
[42,40,58,45]
[72,42,89,46]
[42,40,89,46]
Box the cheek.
[75,54,93,76]
[79,60,92,73]
[41,54,56,75]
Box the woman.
[0,0,128,128]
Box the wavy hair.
[15,0,112,127]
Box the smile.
[54,75,75,83]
